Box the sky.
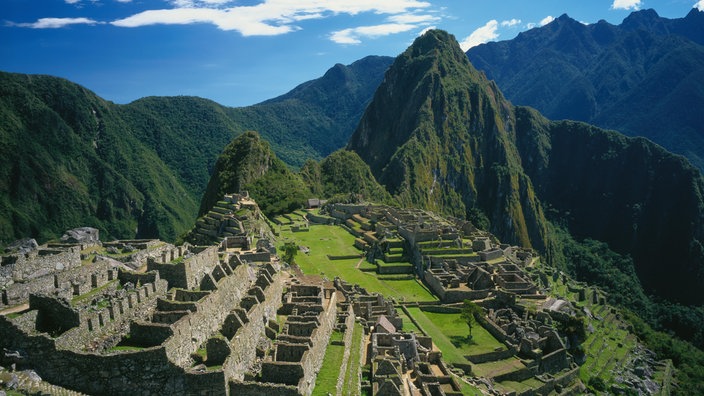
[2,0,703,107]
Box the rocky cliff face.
[348,29,704,304]
[348,30,549,251]
[514,108,704,303]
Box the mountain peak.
[621,8,665,32]
[348,29,547,250]
[407,29,464,58]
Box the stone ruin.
[1,235,171,309]
[334,277,403,331]
[476,307,580,384]
[189,192,273,246]
[0,196,339,396]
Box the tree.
[459,300,483,339]
[281,242,298,265]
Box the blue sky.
[2,0,702,107]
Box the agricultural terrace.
[278,223,437,302]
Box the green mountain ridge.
[467,8,704,171]
[348,30,550,251]
[0,56,392,245]
[0,73,197,243]
[198,132,390,219]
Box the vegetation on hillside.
[198,131,310,218]
[0,72,197,244]
[227,56,393,168]
[348,30,549,252]
[317,150,393,204]
[467,9,704,170]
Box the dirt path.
[354,257,365,269]
[0,303,29,316]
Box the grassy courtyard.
[404,307,506,364]
[278,224,437,302]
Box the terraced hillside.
[0,197,682,395]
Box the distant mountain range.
[467,8,704,170]
[0,56,390,245]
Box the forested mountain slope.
[467,9,704,170]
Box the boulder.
[4,238,38,255]
[60,227,100,245]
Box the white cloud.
[330,23,415,44]
[539,15,555,26]
[459,20,498,51]
[111,0,432,37]
[388,13,438,24]
[696,1,704,11]
[65,0,81,4]
[501,18,521,27]
[112,8,295,35]
[418,25,436,36]
[17,17,100,28]
[611,0,642,10]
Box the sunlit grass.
[279,224,436,302]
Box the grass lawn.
[396,311,422,334]
[280,224,437,302]
[312,333,345,395]
[471,357,526,378]
[404,307,467,365]
[405,307,506,364]
[342,322,365,396]
[497,377,544,393]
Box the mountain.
[227,55,393,168]
[198,131,310,218]
[467,9,704,170]
[301,150,392,204]
[0,72,198,243]
[0,57,391,245]
[197,133,389,222]
[348,29,704,305]
[348,30,550,251]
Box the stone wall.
[240,251,272,263]
[223,269,284,381]
[299,292,337,395]
[539,348,569,374]
[260,287,338,396]
[10,247,81,283]
[476,314,510,344]
[229,381,300,396]
[0,315,189,395]
[184,370,226,396]
[55,260,117,296]
[147,246,219,290]
[29,294,80,335]
[163,262,259,367]
[1,247,82,307]
[336,306,357,395]
[58,278,168,350]
[423,272,490,303]
[2,275,55,308]
[465,347,515,364]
